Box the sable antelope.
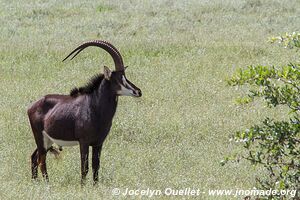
[27,40,142,184]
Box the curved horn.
[63,40,124,71]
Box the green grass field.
[0,0,299,199]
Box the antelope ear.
[103,66,112,80]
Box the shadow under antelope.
[27,40,142,184]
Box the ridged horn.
[63,40,124,71]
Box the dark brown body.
[28,40,141,184]
[28,93,117,145]
[28,77,118,183]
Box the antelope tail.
[48,146,62,159]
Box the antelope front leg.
[80,143,89,185]
[92,145,102,184]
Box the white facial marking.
[117,75,137,96]
[122,75,135,91]
[122,75,126,85]
[117,84,134,96]
[43,131,79,147]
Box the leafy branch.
[225,33,300,199]
[269,32,300,49]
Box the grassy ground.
[0,0,299,199]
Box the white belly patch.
[42,131,79,148]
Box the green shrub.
[226,33,300,199]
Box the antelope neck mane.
[70,74,105,97]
